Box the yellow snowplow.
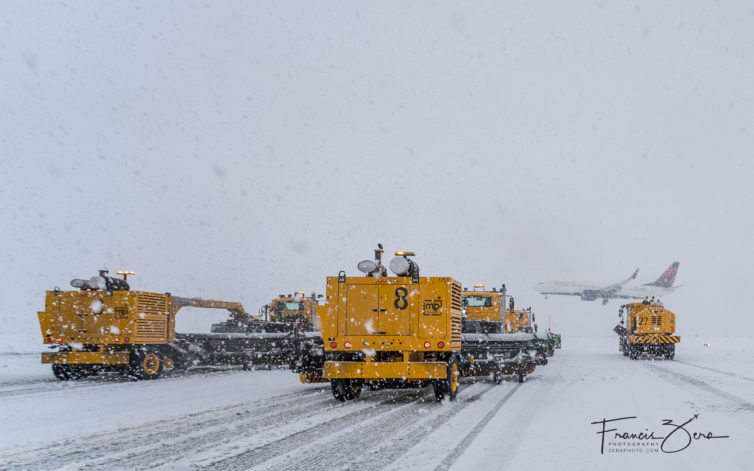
[461,286,545,382]
[614,300,680,359]
[320,247,463,401]
[37,270,313,380]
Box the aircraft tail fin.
[644,261,679,288]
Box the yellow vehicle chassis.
[324,360,447,380]
[42,351,130,365]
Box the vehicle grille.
[451,280,462,344]
[138,293,169,315]
[450,281,462,311]
[451,316,462,344]
[135,319,167,340]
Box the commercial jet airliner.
[535,262,680,305]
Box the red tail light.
[46,337,52,343]
[330,341,337,348]
[124,337,130,343]
[56,337,63,343]
[344,341,352,348]
[438,342,445,348]
[114,337,120,343]
[423,341,431,348]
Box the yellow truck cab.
[261,292,323,330]
[461,286,546,382]
[462,284,505,322]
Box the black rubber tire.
[70,365,93,379]
[628,346,638,360]
[517,367,526,383]
[52,364,73,380]
[665,344,675,360]
[493,370,503,385]
[434,357,460,401]
[331,379,362,401]
[128,347,164,380]
[432,379,445,401]
[447,359,459,401]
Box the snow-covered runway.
[1,336,751,470]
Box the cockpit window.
[462,296,493,307]
[275,301,305,311]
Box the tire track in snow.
[644,362,754,412]
[434,383,521,471]
[213,382,499,471]
[0,369,243,400]
[317,382,497,471]
[0,387,332,471]
[672,360,754,383]
[209,387,442,471]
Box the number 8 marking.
[394,287,408,310]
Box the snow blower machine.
[614,299,680,360]
[314,245,464,401]
[37,270,321,380]
[461,285,547,383]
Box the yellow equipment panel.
[322,276,462,353]
[624,302,676,336]
[38,290,169,346]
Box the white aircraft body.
[535,262,680,305]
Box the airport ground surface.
[1,335,751,471]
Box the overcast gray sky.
[1,1,753,351]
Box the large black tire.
[330,379,362,401]
[493,370,503,385]
[71,365,95,379]
[52,364,73,380]
[434,357,460,401]
[628,345,638,360]
[517,365,526,383]
[128,347,164,380]
[665,344,675,360]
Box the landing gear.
[128,347,164,380]
[517,365,526,383]
[330,379,362,401]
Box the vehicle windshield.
[275,301,305,311]
[462,296,493,307]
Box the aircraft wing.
[616,284,680,300]
[581,268,638,300]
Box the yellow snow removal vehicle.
[461,285,546,383]
[614,299,680,359]
[37,270,315,380]
[320,246,463,401]
[258,292,323,330]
